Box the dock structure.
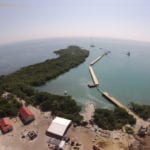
[88,51,111,87]
[90,56,103,66]
[102,91,139,119]
[90,51,110,66]
[89,66,99,86]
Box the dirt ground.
[66,125,136,150]
[0,103,149,150]
[66,126,95,150]
[0,106,52,150]
[94,137,129,150]
[142,135,150,150]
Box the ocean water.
[0,38,150,108]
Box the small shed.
[46,116,71,139]
[0,117,13,134]
[19,106,35,124]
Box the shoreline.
[80,102,95,122]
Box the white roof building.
[46,116,71,137]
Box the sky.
[0,0,150,44]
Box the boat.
[105,51,111,55]
[90,45,95,48]
[64,90,68,95]
[87,83,96,88]
[127,52,130,56]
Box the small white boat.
[64,90,68,95]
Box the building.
[58,140,66,150]
[0,117,13,134]
[19,106,35,124]
[46,116,71,139]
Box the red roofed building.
[19,106,35,124]
[0,117,13,134]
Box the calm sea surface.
[0,38,150,108]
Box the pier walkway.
[90,51,110,66]
[102,91,139,119]
[88,51,110,87]
[89,66,99,86]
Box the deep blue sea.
[0,37,150,108]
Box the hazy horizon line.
[0,36,150,47]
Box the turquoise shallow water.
[0,38,150,108]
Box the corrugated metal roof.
[47,116,71,137]
[0,117,12,131]
[19,106,34,119]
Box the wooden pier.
[90,51,110,66]
[90,55,104,66]
[102,91,139,119]
[88,51,111,87]
[89,66,99,86]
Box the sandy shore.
[80,102,95,122]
